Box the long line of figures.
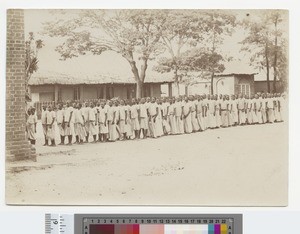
[26,93,285,146]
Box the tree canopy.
[240,10,288,92]
[44,10,167,98]
[41,9,288,97]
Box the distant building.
[252,68,286,93]
[28,70,174,102]
[186,73,256,96]
[254,80,285,94]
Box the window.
[239,84,250,96]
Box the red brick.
[6,9,36,161]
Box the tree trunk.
[210,72,214,95]
[128,59,143,98]
[138,58,148,98]
[266,64,270,93]
[273,62,277,93]
[273,19,278,93]
[136,80,143,98]
[174,66,180,97]
[185,85,189,96]
[265,43,270,93]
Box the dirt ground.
[6,122,288,206]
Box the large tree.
[43,10,167,98]
[240,10,288,92]
[154,10,236,95]
[203,11,236,94]
[153,10,206,96]
[269,11,288,92]
[179,48,226,86]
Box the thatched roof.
[29,70,174,85]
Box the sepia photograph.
[5,9,288,205]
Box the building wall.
[29,83,164,102]
[30,85,55,102]
[61,86,74,101]
[254,81,284,93]
[214,76,235,95]
[184,75,255,96]
[114,85,128,99]
[189,76,235,96]
[151,84,161,97]
[82,85,97,100]
[189,83,210,95]
[30,85,55,93]
[6,9,35,161]
[40,92,54,102]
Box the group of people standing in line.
[26,92,285,146]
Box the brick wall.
[6,9,36,161]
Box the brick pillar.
[6,9,36,161]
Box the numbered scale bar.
[45,214,74,234]
[46,214,242,234]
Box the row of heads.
[40,93,284,111]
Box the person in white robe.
[98,101,109,142]
[107,100,117,142]
[139,98,149,139]
[161,98,171,135]
[56,104,65,145]
[46,105,56,146]
[207,95,216,129]
[254,94,262,124]
[182,96,193,133]
[220,96,229,127]
[64,101,74,145]
[196,95,205,131]
[26,108,37,145]
[190,95,200,132]
[41,105,48,146]
[155,99,164,137]
[130,98,140,139]
[74,103,86,144]
[82,102,90,142]
[118,99,128,140]
[168,98,177,135]
[88,102,98,142]
[148,97,159,138]
[237,94,246,125]
[174,97,184,134]
[124,100,133,139]
[229,95,238,126]
[214,94,221,128]
[266,93,275,123]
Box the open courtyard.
[6,121,288,206]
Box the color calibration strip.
[44,214,242,234]
[87,223,229,234]
[83,217,234,234]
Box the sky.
[24,9,289,81]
